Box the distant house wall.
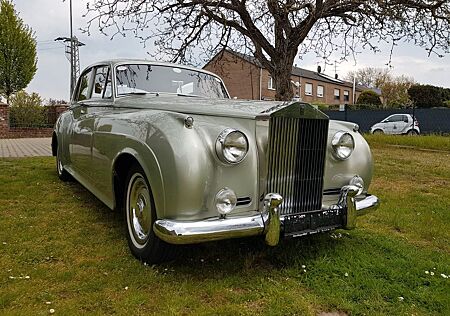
[204,51,261,100]
[204,50,362,104]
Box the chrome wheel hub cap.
[127,174,152,248]
[57,157,63,175]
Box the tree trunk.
[270,53,296,101]
[273,68,293,101]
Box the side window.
[76,69,93,101]
[92,66,112,99]
[389,115,402,122]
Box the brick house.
[204,50,367,104]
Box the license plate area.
[283,208,345,237]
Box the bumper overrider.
[154,185,379,245]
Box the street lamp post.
[69,0,75,98]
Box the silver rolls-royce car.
[52,59,379,263]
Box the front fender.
[142,112,258,220]
[324,121,374,194]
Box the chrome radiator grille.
[266,117,329,215]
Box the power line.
[37,46,64,51]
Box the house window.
[344,90,350,102]
[317,85,324,98]
[268,76,275,90]
[334,89,340,100]
[305,83,313,96]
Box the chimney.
[317,65,321,73]
[335,74,339,79]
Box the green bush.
[356,90,382,106]
[9,90,48,127]
[348,103,379,110]
[408,84,445,108]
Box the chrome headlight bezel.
[215,128,249,164]
[331,131,355,160]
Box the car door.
[389,114,406,134]
[396,115,410,134]
[69,67,96,179]
[379,115,394,133]
[88,65,117,201]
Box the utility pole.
[55,0,85,99]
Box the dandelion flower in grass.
[430,272,435,276]
[425,271,429,274]
[440,274,447,278]
[49,309,55,314]
[398,297,404,301]
[344,272,349,277]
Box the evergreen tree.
[0,0,37,104]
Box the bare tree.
[84,1,450,101]
[345,67,390,89]
[346,67,415,107]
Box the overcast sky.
[12,0,450,101]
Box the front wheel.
[124,164,176,264]
[407,129,419,136]
[372,129,384,135]
[56,147,72,182]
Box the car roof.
[84,59,221,79]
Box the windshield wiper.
[121,92,159,96]
[177,93,200,98]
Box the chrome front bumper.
[154,185,379,245]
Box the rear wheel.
[124,164,176,264]
[373,129,384,135]
[407,129,419,136]
[56,146,72,182]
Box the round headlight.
[215,129,249,164]
[215,188,237,215]
[332,131,355,160]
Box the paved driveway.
[0,138,52,158]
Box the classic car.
[52,59,379,263]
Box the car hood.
[113,95,323,119]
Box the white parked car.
[370,114,420,135]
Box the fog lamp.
[215,188,237,215]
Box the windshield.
[115,64,229,99]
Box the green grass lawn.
[1,137,449,315]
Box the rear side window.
[76,69,93,101]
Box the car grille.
[266,116,329,215]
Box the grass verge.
[364,134,450,151]
[0,140,449,315]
